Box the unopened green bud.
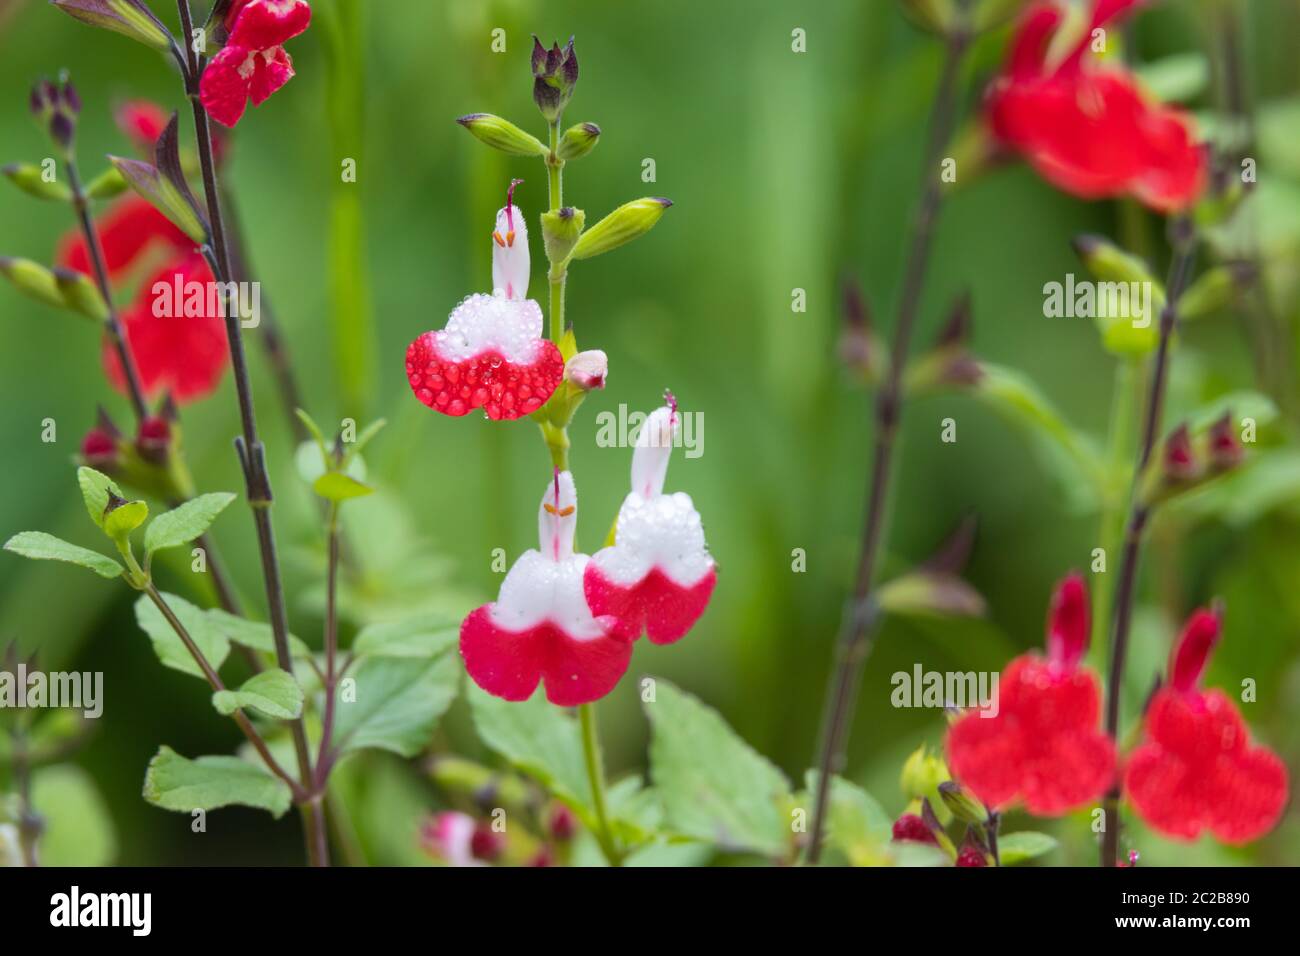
[938,780,986,826]
[109,155,207,243]
[0,256,68,310]
[1071,234,1160,289]
[51,0,174,53]
[3,162,72,201]
[571,198,671,262]
[901,745,950,801]
[557,122,600,161]
[1179,266,1240,321]
[897,0,954,34]
[541,206,585,269]
[456,113,548,158]
[54,267,110,321]
[84,165,129,200]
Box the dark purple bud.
[49,111,76,150]
[531,35,579,122]
[62,80,82,115]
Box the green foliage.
[804,771,892,866]
[212,668,304,720]
[998,831,1060,865]
[3,531,122,579]
[467,684,591,808]
[31,764,117,866]
[645,680,792,857]
[77,466,121,530]
[133,592,230,679]
[206,608,312,658]
[143,493,236,556]
[351,615,458,658]
[142,746,292,818]
[331,651,459,758]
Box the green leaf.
[212,668,303,720]
[344,417,387,463]
[971,363,1107,512]
[30,764,117,866]
[77,466,122,530]
[804,771,892,866]
[205,608,312,658]
[1135,52,1209,104]
[331,653,459,757]
[467,683,591,808]
[352,615,458,658]
[103,499,148,540]
[144,492,236,555]
[313,471,374,501]
[645,680,792,856]
[142,746,292,818]
[1184,389,1278,434]
[998,831,1059,865]
[133,592,230,679]
[3,531,122,579]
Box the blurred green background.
[0,0,1297,865]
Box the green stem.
[546,119,566,344]
[578,701,622,866]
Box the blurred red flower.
[946,573,1116,815]
[1124,608,1289,843]
[987,0,1206,211]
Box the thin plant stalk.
[144,583,304,800]
[175,0,322,865]
[1100,218,1198,866]
[806,20,972,864]
[578,701,622,866]
[313,501,341,786]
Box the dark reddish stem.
[1100,216,1197,866]
[807,19,971,864]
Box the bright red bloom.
[59,197,228,404]
[199,0,312,128]
[460,472,632,706]
[407,188,564,421]
[104,256,230,404]
[987,0,1206,212]
[946,573,1116,815]
[58,196,192,282]
[1124,608,1289,844]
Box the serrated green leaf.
[313,471,373,501]
[212,668,303,720]
[646,680,792,856]
[103,499,148,540]
[142,746,292,818]
[804,771,892,866]
[331,653,458,757]
[467,683,591,808]
[352,615,458,658]
[998,830,1059,865]
[3,531,122,579]
[77,466,122,530]
[133,592,229,679]
[205,608,312,658]
[144,492,236,555]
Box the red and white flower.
[199,0,312,128]
[407,182,564,421]
[460,471,631,706]
[987,0,1206,212]
[584,396,716,643]
[946,573,1116,815]
[1124,607,1289,843]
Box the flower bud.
[548,803,578,841]
[541,206,585,268]
[53,267,110,321]
[565,349,608,392]
[80,426,120,469]
[955,846,989,867]
[84,165,129,201]
[1208,413,1244,471]
[0,256,68,310]
[531,36,579,122]
[556,122,601,161]
[136,414,173,465]
[469,823,505,862]
[1162,423,1200,483]
[891,813,938,845]
[2,163,73,202]
[456,113,548,158]
[51,0,175,53]
[937,780,986,826]
[571,198,672,261]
